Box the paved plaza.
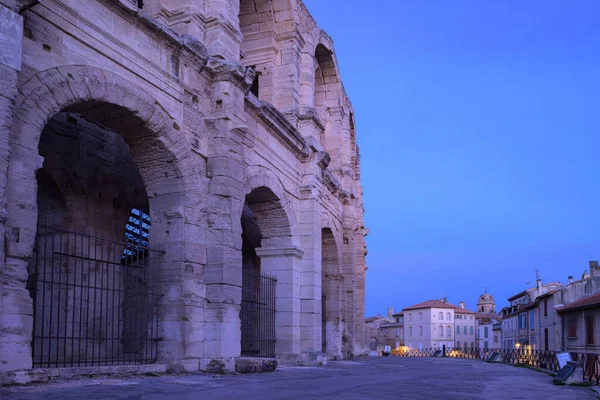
[1,357,597,400]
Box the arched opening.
[321,228,342,359]
[238,0,279,103]
[28,106,170,368]
[240,186,295,358]
[314,44,339,121]
[5,67,201,371]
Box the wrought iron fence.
[241,270,277,358]
[28,225,162,368]
[391,346,600,383]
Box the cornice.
[245,94,311,160]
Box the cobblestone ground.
[1,357,598,400]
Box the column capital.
[256,245,304,259]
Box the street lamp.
[515,342,521,350]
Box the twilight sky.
[303,0,600,316]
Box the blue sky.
[303,0,600,316]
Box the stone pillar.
[297,167,324,359]
[354,228,367,355]
[341,218,357,359]
[255,245,303,359]
[205,0,242,60]
[202,59,254,373]
[0,2,32,372]
[273,31,303,114]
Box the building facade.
[0,0,367,374]
[403,299,474,350]
[500,280,562,350]
[554,262,600,353]
[380,310,404,349]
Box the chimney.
[590,261,600,277]
[442,296,447,303]
[388,306,394,318]
[536,278,542,295]
[458,301,466,309]
[568,276,573,284]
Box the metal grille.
[241,271,276,358]
[27,225,162,368]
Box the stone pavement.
[1,357,597,400]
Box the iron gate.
[241,270,276,358]
[27,225,162,368]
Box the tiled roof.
[556,292,600,312]
[403,300,456,310]
[403,299,474,314]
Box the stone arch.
[299,32,344,115]
[244,166,298,241]
[241,166,302,357]
[4,65,204,371]
[238,0,295,103]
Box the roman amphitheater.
[0,0,367,375]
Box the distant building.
[554,261,600,353]
[500,279,562,350]
[477,292,496,314]
[474,291,498,350]
[403,298,475,350]
[364,307,398,353]
[380,309,404,349]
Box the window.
[463,326,467,335]
[567,318,577,338]
[544,328,549,351]
[419,326,423,336]
[456,326,460,334]
[446,312,451,321]
[484,341,489,350]
[464,342,468,349]
[395,328,400,338]
[249,71,260,97]
[480,306,484,312]
[484,327,489,339]
[529,310,535,330]
[439,312,443,320]
[470,316,473,320]
[457,341,461,348]
[494,335,498,344]
[544,299,548,317]
[409,313,412,322]
[439,325,444,337]
[470,326,473,334]
[419,312,423,321]
[471,342,474,349]
[519,314,526,329]
[396,317,400,323]
[409,326,413,336]
[587,316,595,345]
[446,326,451,337]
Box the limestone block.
[235,357,277,374]
[0,4,22,70]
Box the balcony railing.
[391,347,600,384]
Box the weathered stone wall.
[0,0,367,374]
